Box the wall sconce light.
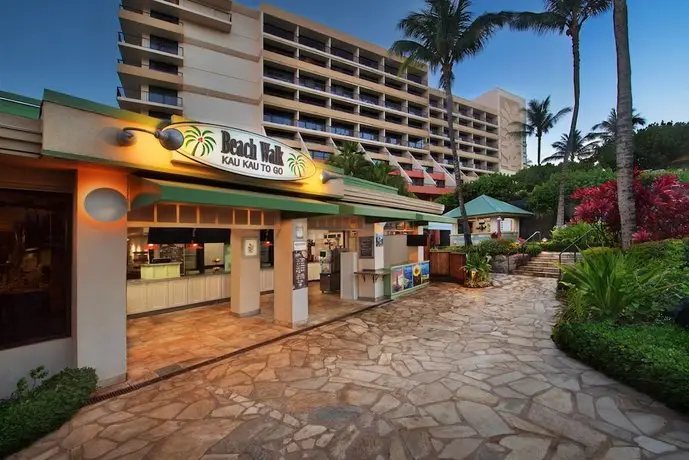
[117,127,184,151]
[84,188,128,222]
[319,170,340,184]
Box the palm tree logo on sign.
[286,153,307,177]
[184,126,216,157]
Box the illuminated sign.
[164,122,317,181]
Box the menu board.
[292,250,308,290]
[359,236,374,259]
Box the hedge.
[0,367,98,458]
[553,322,689,412]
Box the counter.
[307,262,320,282]
[140,262,181,280]
[127,268,274,316]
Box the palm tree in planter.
[591,107,646,144]
[391,0,509,246]
[613,0,636,249]
[511,96,571,165]
[498,0,612,226]
[326,141,371,176]
[543,129,598,163]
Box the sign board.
[292,250,308,290]
[164,122,317,181]
[293,240,307,251]
[358,236,374,259]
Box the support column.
[73,168,128,387]
[357,222,386,301]
[230,229,261,317]
[273,218,309,327]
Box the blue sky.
[0,0,687,163]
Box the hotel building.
[116,0,526,199]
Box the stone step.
[513,270,560,279]
[515,267,561,274]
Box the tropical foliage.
[543,129,598,163]
[463,251,492,287]
[590,107,646,143]
[511,96,571,165]
[390,0,510,245]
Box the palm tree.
[613,0,636,249]
[591,107,646,143]
[543,130,598,163]
[510,96,571,165]
[326,141,371,176]
[499,0,612,226]
[391,0,509,246]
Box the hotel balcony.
[117,60,183,90]
[122,0,231,33]
[117,87,184,114]
[119,5,184,41]
[118,33,184,65]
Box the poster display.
[389,260,431,297]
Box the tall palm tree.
[613,0,635,249]
[543,130,598,163]
[391,0,509,246]
[499,0,612,226]
[591,107,646,143]
[510,96,571,165]
[326,141,371,176]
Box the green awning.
[337,203,419,222]
[133,178,340,215]
[415,212,456,224]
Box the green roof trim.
[342,175,399,195]
[133,178,340,215]
[444,195,533,219]
[42,89,159,127]
[415,212,456,224]
[0,90,41,119]
[337,203,419,222]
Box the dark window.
[359,129,379,141]
[298,116,326,131]
[410,178,424,185]
[149,86,179,106]
[264,23,295,40]
[148,110,173,120]
[400,163,413,171]
[331,47,353,60]
[330,85,353,98]
[264,42,294,57]
[436,180,445,187]
[331,64,354,76]
[0,189,72,350]
[330,123,353,136]
[150,35,179,55]
[263,110,294,125]
[299,77,325,91]
[150,10,179,24]
[264,66,294,82]
[298,35,326,51]
[360,93,379,105]
[149,60,179,75]
[310,150,332,161]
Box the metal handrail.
[558,226,596,266]
[520,231,541,255]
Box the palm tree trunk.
[614,0,636,249]
[537,134,542,166]
[445,80,471,246]
[557,30,581,226]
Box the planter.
[430,251,466,283]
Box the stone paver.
[11,275,689,459]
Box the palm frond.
[502,11,565,34]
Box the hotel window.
[330,85,353,99]
[0,189,72,350]
[150,10,179,24]
[436,180,445,188]
[149,60,179,75]
[410,178,425,186]
[310,150,332,161]
[400,163,413,171]
[150,35,179,55]
[299,77,325,91]
[263,109,294,126]
[330,123,353,136]
[298,116,326,131]
[359,129,379,141]
[149,86,179,106]
[264,66,294,83]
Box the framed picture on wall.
[242,238,259,258]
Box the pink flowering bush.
[571,171,689,243]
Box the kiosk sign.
[165,122,317,181]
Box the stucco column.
[273,218,309,327]
[357,222,386,301]
[73,168,128,387]
[230,229,261,317]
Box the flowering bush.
[571,171,689,243]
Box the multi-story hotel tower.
[117,0,526,199]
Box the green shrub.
[0,367,97,458]
[580,247,619,258]
[464,251,492,287]
[554,322,689,412]
[525,244,542,257]
[475,238,517,257]
[559,250,675,323]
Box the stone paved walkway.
[13,275,689,460]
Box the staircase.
[513,252,577,278]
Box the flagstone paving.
[12,275,689,459]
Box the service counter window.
[0,189,72,350]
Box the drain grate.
[86,299,392,405]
